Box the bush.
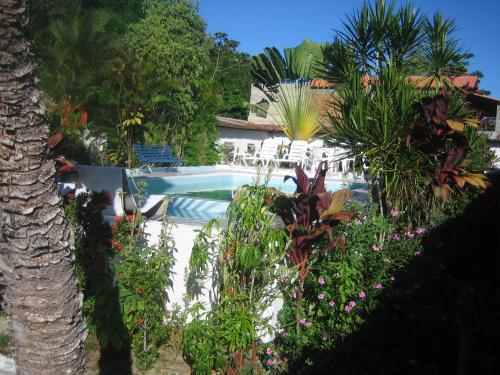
[183,180,288,374]
[112,214,176,371]
[66,191,176,371]
[276,202,423,371]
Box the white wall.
[219,127,272,142]
[218,127,288,157]
[144,220,209,309]
[144,219,282,342]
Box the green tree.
[251,41,326,142]
[322,1,490,220]
[125,0,212,156]
[27,0,137,166]
[469,70,491,96]
[321,0,470,87]
[251,40,326,96]
[182,81,221,165]
[210,32,252,120]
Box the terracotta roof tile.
[308,79,334,89]
[217,116,284,132]
[406,75,478,90]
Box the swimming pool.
[130,172,359,221]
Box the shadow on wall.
[291,173,500,375]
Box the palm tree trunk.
[0,1,86,374]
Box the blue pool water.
[130,173,353,221]
[132,174,326,195]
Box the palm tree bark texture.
[0,1,86,374]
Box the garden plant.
[65,188,176,372]
[184,177,288,374]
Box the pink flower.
[390,276,395,282]
[281,331,289,337]
[266,359,277,366]
[265,348,273,355]
[349,301,356,308]
[344,305,353,313]
[318,276,326,285]
[358,291,366,299]
[372,245,380,251]
[374,283,383,290]
[416,227,426,234]
[390,208,399,217]
[322,335,330,341]
[393,233,401,241]
[293,290,297,299]
[305,321,312,328]
[414,251,422,257]
[318,293,325,300]
[298,318,306,325]
[328,300,336,307]
[406,231,415,238]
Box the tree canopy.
[27,0,252,167]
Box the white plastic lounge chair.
[232,141,260,165]
[319,147,356,175]
[273,140,309,168]
[75,165,169,222]
[308,147,349,174]
[242,138,279,166]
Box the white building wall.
[218,126,289,156]
[219,127,272,142]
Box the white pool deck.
[130,163,365,181]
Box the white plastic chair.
[229,141,259,165]
[242,138,279,166]
[273,140,309,168]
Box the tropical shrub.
[275,202,424,371]
[271,162,357,334]
[327,66,490,222]
[274,83,320,141]
[275,177,500,374]
[320,0,491,222]
[65,190,176,371]
[65,191,129,350]
[183,179,288,374]
[112,213,176,371]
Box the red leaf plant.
[415,92,490,200]
[407,92,490,202]
[271,161,357,332]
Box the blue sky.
[199,0,500,97]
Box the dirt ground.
[85,334,191,375]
